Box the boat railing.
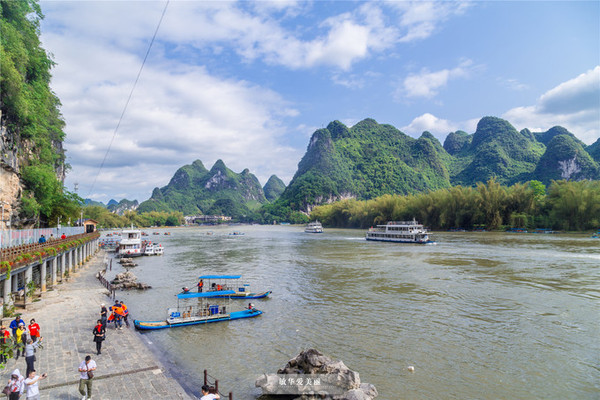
[168,303,230,320]
[387,220,420,226]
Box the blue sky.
[38,1,600,204]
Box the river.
[105,226,600,399]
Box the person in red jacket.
[28,320,40,344]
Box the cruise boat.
[305,221,323,233]
[118,228,143,257]
[133,290,262,330]
[366,219,435,244]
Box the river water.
[105,226,600,399]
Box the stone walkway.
[0,250,195,400]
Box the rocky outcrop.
[255,349,378,400]
[110,271,151,290]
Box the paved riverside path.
[0,250,195,400]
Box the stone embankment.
[0,250,192,399]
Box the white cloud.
[391,1,471,42]
[503,66,600,144]
[399,59,474,99]
[40,3,303,202]
[402,113,478,142]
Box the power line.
[87,0,170,198]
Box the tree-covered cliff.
[138,159,267,219]
[1,0,81,227]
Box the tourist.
[0,325,11,363]
[9,314,25,337]
[200,384,220,400]
[61,233,66,240]
[14,323,27,359]
[197,279,204,292]
[24,338,43,377]
[78,355,96,400]
[112,302,123,330]
[28,319,40,344]
[119,300,130,328]
[24,369,47,400]
[6,369,24,400]
[92,320,105,355]
[100,304,108,329]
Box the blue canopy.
[177,290,235,299]
[198,275,242,279]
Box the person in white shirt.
[24,370,47,400]
[77,355,96,400]
[200,384,220,400]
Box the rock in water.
[256,348,378,400]
[110,271,151,290]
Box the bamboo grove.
[310,179,600,231]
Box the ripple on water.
[114,227,600,399]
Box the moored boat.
[366,219,435,244]
[118,228,143,257]
[197,275,271,299]
[133,290,262,330]
[305,221,323,233]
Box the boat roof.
[177,290,235,299]
[198,275,242,279]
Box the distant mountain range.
[84,198,139,215]
[137,159,284,218]
[279,116,599,212]
[89,116,599,218]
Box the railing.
[0,232,100,273]
[0,226,85,248]
[97,262,116,300]
[204,369,233,400]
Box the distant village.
[183,215,232,225]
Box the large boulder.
[256,349,377,400]
[110,271,151,290]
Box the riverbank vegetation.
[310,179,600,231]
[84,206,183,228]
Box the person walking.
[119,301,130,328]
[78,355,96,400]
[6,369,24,400]
[92,320,105,355]
[28,319,40,344]
[9,315,25,338]
[14,323,27,360]
[24,370,47,400]
[24,338,43,377]
[112,302,123,330]
[100,304,108,330]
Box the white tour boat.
[305,221,324,233]
[142,242,164,256]
[118,228,143,257]
[366,219,435,244]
